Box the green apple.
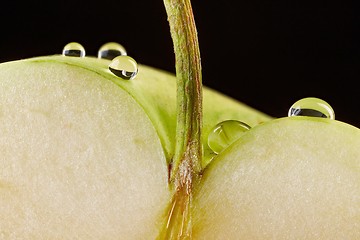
[2,0,359,238]
[0,55,270,238]
[192,117,360,238]
[2,56,360,238]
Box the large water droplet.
[288,97,335,119]
[208,120,251,154]
[62,42,85,57]
[109,56,138,80]
[98,42,127,60]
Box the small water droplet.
[62,42,85,57]
[98,42,127,60]
[288,97,335,119]
[109,56,138,80]
[208,120,251,154]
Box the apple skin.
[0,55,271,238]
[1,55,360,238]
[13,55,272,165]
[192,117,360,238]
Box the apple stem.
[160,0,202,237]
[163,0,203,185]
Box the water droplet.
[208,120,251,154]
[109,56,138,80]
[62,42,85,57]
[288,97,335,119]
[98,42,127,60]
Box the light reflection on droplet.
[288,97,335,119]
[62,42,85,57]
[98,42,127,60]
[208,120,251,154]
[109,56,138,80]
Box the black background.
[1,1,360,126]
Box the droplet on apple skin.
[109,56,138,80]
[98,42,127,60]
[288,97,335,119]
[62,42,85,58]
[208,120,251,154]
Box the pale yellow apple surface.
[2,56,359,238]
[0,62,171,238]
[0,56,272,238]
[192,117,360,239]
